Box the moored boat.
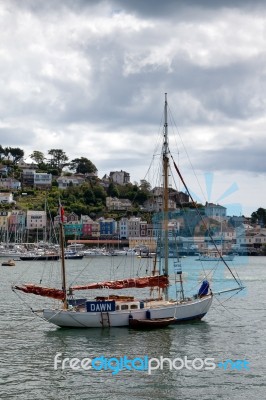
[20,253,59,261]
[197,252,234,261]
[13,94,244,329]
[129,317,175,329]
[2,259,16,266]
[63,250,84,260]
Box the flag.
[59,201,65,223]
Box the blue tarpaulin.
[198,280,209,296]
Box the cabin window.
[121,304,129,310]
[130,304,138,309]
[116,305,120,310]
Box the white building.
[26,210,47,229]
[57,175,85,189]
[236,233,266,247]
[204,203,226,221]
[119,218,129,239]
[34,173,52,188]
[109,170,130,185]
[0,178,21,190]
[0,192,15,204]
[106,197,132,211]
[128,217,141,238]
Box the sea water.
[0,256,265,399]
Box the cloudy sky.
[1,0,266,216]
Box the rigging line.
[168,162,224,290]
[212,291,244,319]
[142,108,164,186]
[11,288,47,324]
[185,271,215,295]
[167,103,207,203]
[167,110,181,166]
[170,153,243,288]
[168,162,199,240]
[46,201,59,245]
[39,261,48,284]
[68,257,95,287]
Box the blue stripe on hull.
[172,313,206,323]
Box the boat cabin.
[68,295,145,312]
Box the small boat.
[2,259,16,266]
[63,250,84,260]
[197,251,234,261]
[129,317,175,330]
[20,253,60,261]
[83,249,108,257]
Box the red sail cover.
[71,275,169,291]
[14,284,65,300]
[14,275,168,299]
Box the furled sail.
[71,275,169,290]
[13,275,169,300]
[13,284,65,300]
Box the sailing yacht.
[13,94,243,328]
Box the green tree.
[48,149,69,172]
[10,147,24,164]
[139,179,151,191]
[107,182,120,197]
[2,147,24,164]
[251,208,266,226]
[0,145,5,161]
[70,157,97,174]
[135,190,149,204]
[30,150,45,165]
[93,184,107,203]
[84,188,95,205]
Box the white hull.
[0,252,24,258]
[197,255,234,261]
[43,295,212,328]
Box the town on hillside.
[0,156,266,256]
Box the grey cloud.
[0,0,266,189]
[111,0,266,19]
[195,147,266,173]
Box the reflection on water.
[1,257,266,399]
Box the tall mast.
[59,204,67,309]
[163,93,169,299]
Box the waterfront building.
[64,222,83,237]
[98,217,117,237]
[80,215,95,237]
[128,217,141,237]
[26,210,47,230]
[119,217,128,239]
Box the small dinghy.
[2,259,16,266]
[129,317,175,330]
